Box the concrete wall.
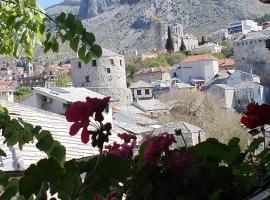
[134,72,170,83]
[0,92,14,102]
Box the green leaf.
[19,158,64,198]
[55,12,66,23]
[66,14,76,28]
[36,131,54,153]
[83,32,95,46]
[50,37,59,52]
[84,52,92,64]
[0,171,9,187]
[49,141,66,165]
[91,44,102,57]
[0,179,19,200]
[70,35,80,52]
[39,24,45,34]
[78,45,86,61]
[248,137,264,153]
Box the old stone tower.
[71,48,132,106]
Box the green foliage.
[256,13,270,25]
[165,27,174,53]
[14,86,32,96]
[55,75,71,87]
[0,1,101,63]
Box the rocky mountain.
[46,0,270,53]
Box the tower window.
[110,59,115,66]
[120,60,122,66]
[85,76,90,82]
[92,60,97,66]
[78,62,82,68]
[145,89,150,95]
[106,68,111,73]
[137,90,142,95]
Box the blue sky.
[36,0,63,9]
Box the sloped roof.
[214,84,235,90]
[102,48,123,57]
[134,67,170,75]
[134,99,169,111]
[236,31,269,41]
[129,80,153,89]
[34,87,106,104]
[181,55,218,63]
[0,101,125,172]
[234,81,262,89]
[218,59,235,67]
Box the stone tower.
[71,48,132,106]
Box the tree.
[201,36,206,45]
[56,75,71,87]
[179,38,186,51]
[165,27,174,53]
[0,0,102,63]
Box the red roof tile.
[135,67,170,75]
[218,59,235,67]
[181,55,218,63]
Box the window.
[137,90,142,95]
[92,60,97,66]
[120,60,122,66]
[110,59,114,66]
[85,76,90,82]
[145,89,150,95]
[106,68,111,73]
[105,105,109,113]
[78,61,82,68]
[173,72,177,77]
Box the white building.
[71,48,132,106]
[133,99,170,117]
[171,55,219,84]
[22,87,113,123]
[134,67,171,83]
[228,20,262,37]
[129,80,153,100]
[0,88,14,102]
[192,43,224,54]
[174,34,199,51]
[212,29,230,40]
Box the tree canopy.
[165,27,174,53]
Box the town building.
[153,122,206,147]
[17,75,56,88]
[171,54,219,84]
[0,100,124,172]
[218,59,235,71]
[0,88,14,102]
[71,48,132,106]
[233,29,270,80]
[207,70,269,111]
[22,87,113,123]
[134,67,171,83]
[228,20,262,36]
[129,80,153,100]
[133,99,170,117]
[141,52,158,61]
[174,34,199,51]
[212,29,231,40]
[192,42,224,54]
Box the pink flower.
[65,97,111,144]
[144,133,176,165]
[166,150,199,169]
[105,133,137,160]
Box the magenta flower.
[166,150,199,169]
[65,97,111,144]
[144,133,176,165]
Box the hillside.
[45,0,270,54]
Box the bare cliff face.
[46,0,270,53]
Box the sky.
[36,0,63,9]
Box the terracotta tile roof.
[0,81,14,86]
[134,67,170,75]
[181,55,218,63]
[218,59,235,67]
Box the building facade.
[192,43,223,54]
[130,80,153,100]
[171,55,219,84]
[212,29,230,40]
[233,30,270,80]
[134,67,171,83]
[71,48,132,106]
[228,20,261,36]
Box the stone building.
[228,20,262,37]
[71,48,132,106]
[212,29,231,40]
[233,30,270,81]
[192,42,223,54]
[129,80,153,100]
[134,67,171,83]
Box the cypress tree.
[201,36,206,45]
[165,27,174,53]
[179,38,186,51]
